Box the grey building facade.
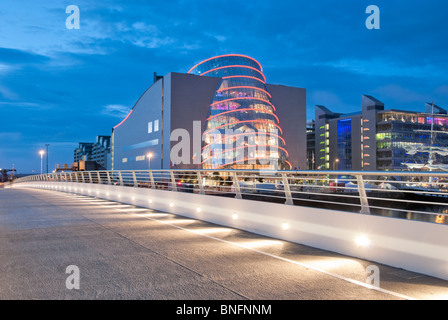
[112,70,307,171]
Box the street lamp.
[146,153,153,170]
[39,150,45,174]
[334,158,339,170]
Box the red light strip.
[206,108,279,123]
[222,75,266,84]
[213,156,290,169]
[200,65,266,83]
[203,119,283,135]
[210,97,276,111]
[201,144,289,164]
[187,54,263,74]
[113,109,133,129]
[216,86,271,98]
[202,131,286,150]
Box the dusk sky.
[1,0,447,173]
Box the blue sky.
[1,0,447,173]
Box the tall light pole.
[45,144,49,174]
[334,158,339,170]
[39,150,45,174]
[147,153,153,170]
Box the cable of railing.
[11,169,448,223]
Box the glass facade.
[189,55,290,170]
[377,111,448,170]
[337,119,352,170]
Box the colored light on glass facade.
[189,55,290,170]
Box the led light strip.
[188,54,263,74]
[210,96,276,111]
[216,86,272,98]
[203,119,283,135]
[201,144,289,164]
[206,108,279,123]
[202,131,286,150]
[199,65,266,83]
[222,75,266,84]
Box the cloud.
[435,86,448,97]
[371,84,428,104]
[0,47,49,64]
[101,104,131,118]
[0,132,22,141]
[316,59,444,79]
[0,85,19,100]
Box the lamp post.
[45,144,49,174]
[39,150,45,174]
[334,158,339,170]
[147,153,153,170]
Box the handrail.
[12,169,448,225]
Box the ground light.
[355,234,371,247]
[281,222,290,230]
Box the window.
[154,119,159,132]
[148,121,153,133]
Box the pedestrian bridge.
[9,169,448,281]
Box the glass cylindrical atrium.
[188,54,291,170]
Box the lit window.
[122,158,128,163]
[154,119,159,132]
[148,121,153,133]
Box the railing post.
[149,171,155,189]
[197,171,205,195]
[97,172,101,184]
[356,174,370,214]
[282,173,294,205]
[88,171,93,184]
[132,171,138,187]
[232,172,242,199]
[106,171,111,185]
[118,171,123,186]
[170,171,178,192]
[81,172,85,183]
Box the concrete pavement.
[1,188,447,300]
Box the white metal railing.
[11,169,448,225]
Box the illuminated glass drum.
[188,54,290,170]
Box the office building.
[313,95,448,171]
[74,135,111,170]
